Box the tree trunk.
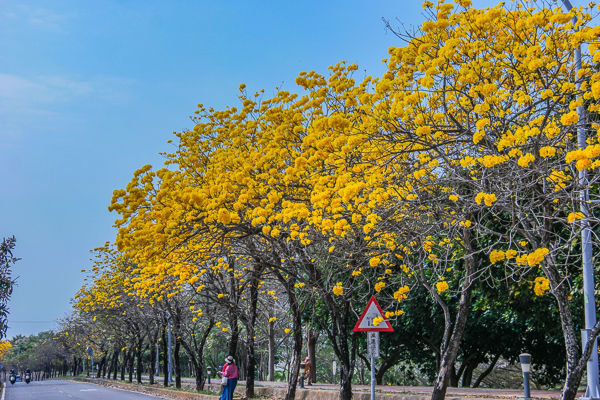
[149,334,157,385]
[472,354,500,388]
[449,364,458,387]
[245,268,262,398]
[174,338,182,388]
[312,279,356,400]
[545,260,600,400]
[136,345,143,384]
[307,329,319,383]
[429,225,476,400]
[268,316,276,381]
[283,284,303,400]
[193,368,204,392]
[112,349,119,380]
[372,350,403,385]
[461,358,478,388]
[128,347,134,383]
[430,284,473,400]
[101,352,108,378]
[120,351,127,381]
[97,354,106,379]
[162,327,169,387]
[228,309,239,358]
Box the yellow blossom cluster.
[515,248,550,267]
[332,282,344,296]
[436,281,449,293]
[374,282,386,292]
[533,277,551,296]
[393,285,410,302]
[568,212,585,223]
[384,310,404,318]
[475,193,497,207]
[566,144,600,170]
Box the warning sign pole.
[368,332,379,400]
[354,297,393,400]
[371,353,375,400]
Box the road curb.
[1,382,5,400]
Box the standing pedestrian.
[217,355,239,400]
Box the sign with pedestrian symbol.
[353,296,393,332]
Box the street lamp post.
[560,1,600,399]
[519,354,532,400]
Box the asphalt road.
[4,380,161,399]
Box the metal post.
[168,320,173,383]
[560,2,600,398]
[524,371,531,399]
[371,356,375,400]
[91,356,94,378]
[332,361,336,384]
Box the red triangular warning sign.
[353,296,394,332]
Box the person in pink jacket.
[217,355,239,400]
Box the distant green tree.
[0,237,19,339]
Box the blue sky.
[0,0,504,337]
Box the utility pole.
[560,1,600,398]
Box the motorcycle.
[9,374,15,385]
[25,372,30,384]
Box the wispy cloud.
[0,73,93,115]
[1,4,74,34]
[0,73,136,112]
[0,73,136,145]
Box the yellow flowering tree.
[377,2,600,400]
[87,3,600,400]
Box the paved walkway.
[155,377,571,398]
[254,381,567,397]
